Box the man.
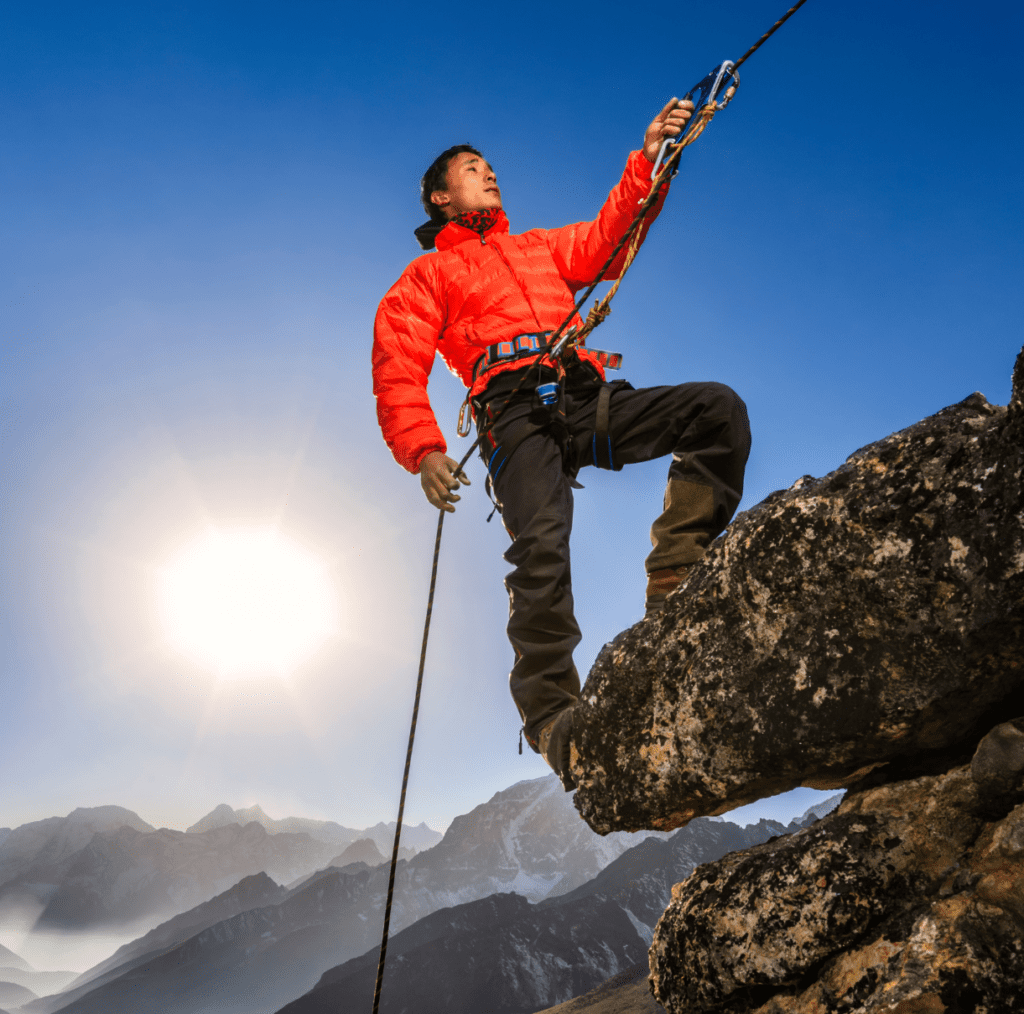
[372,100,751,790]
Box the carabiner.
[548,325,578,365]
[456,395,473,437]
[651,61,739,180]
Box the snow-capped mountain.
[14,781,815,1014]
[404,775,670,904]
[798,791,844,823]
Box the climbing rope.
[370,4,811,1011]
[370,507,444,1014]
[563,96,728,353]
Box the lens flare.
[157,529,337,678]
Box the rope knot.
[586,302,612,328]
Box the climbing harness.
[371,3,811,1011]
[455,332,622,437]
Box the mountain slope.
[275,817,810,1014]
[278,892,648,1014]
[29,872,288,1011]
[35,777,662,1014]
[0,807,155,889]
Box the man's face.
[431,152,502,219]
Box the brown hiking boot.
[536,707,576,792]
[645,564,693,618]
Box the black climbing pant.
[476,359,751,749]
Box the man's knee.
[688,381,747,421]
[503,507,572,571]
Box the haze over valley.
[0,780,840,1013]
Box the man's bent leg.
[645,382,751,573]
[493,429,581,749]
[570,379,750,606]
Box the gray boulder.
[649,718,1024,1012]
[572,346,1024,834]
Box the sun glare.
[157,529,338,678]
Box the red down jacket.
[372,150,669,473]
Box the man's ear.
[430,190,449,209]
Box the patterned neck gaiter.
[452,208,501,235]
[414,208,501,250]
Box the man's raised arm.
[546,98,694,289]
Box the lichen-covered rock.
[572,347,1024,834]
[648,721,1024,1013]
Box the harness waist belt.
[482,332,623,371]
[484,332,552,367]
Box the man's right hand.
[419,451,471,513]
[643,97,695,163]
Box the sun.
[157,529,338,678]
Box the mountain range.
[0,803,440,938]
[4,784,841,1014]
[184,805,441,857]
[14,777,673,1013]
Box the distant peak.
[234,804,271,821]
[63,805,155,833]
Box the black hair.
[420,144,483,222]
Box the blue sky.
[2,0,1021,837]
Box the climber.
[372,100,751,791]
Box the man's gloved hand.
[643,98,696,163]
[419,451,471,513]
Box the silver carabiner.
[651,61,738,180]
[548,325,578,364]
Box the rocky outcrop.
[649,719,1024,1012]
[565,347,1024,1011]
[572,347,1024,833]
